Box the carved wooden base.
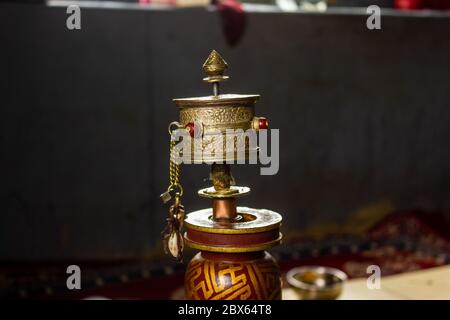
[184,251,281,300]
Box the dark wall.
[1,3,450,260]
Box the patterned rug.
[1,209,449,299]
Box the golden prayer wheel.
[162,50,282,300]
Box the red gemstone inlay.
[258,117,268,129]
[185,122,195,138]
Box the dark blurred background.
[1,0,449,299]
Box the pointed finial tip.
[202,50,229,83]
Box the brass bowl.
[286,266,348,300]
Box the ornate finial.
[202,50,229,84]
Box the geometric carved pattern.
[185,252,281,300]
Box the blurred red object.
[426,0,450,9]
[216,0,246,47]
[395,0,450,9]
[395,0,424,9]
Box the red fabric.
[216,0,247,47]
[396,0,450,9]
[426,0,450,9]
[395,0,424,9]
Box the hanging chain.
[168,139,183,197]
[160,122,185,262]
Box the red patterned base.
[184,251,281,300]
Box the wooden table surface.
[283,265,450,300]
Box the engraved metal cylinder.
[173,95,259,163]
